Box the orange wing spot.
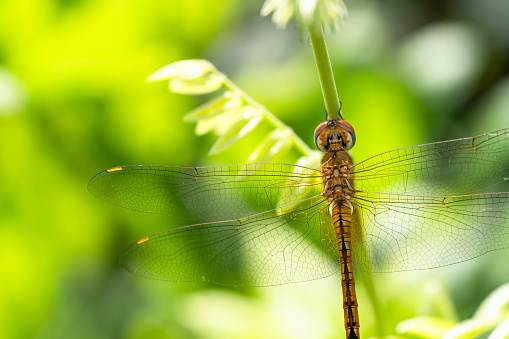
[137,237,149,244]
[107,167,123,172]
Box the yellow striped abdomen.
[332,201,360,339]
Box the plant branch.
[222,78,314,156]
[308,25,342,120]
[360,270,386,339]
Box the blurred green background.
[1,0,509,338]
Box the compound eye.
[314,119,356,152]
[335,120,356,150]
[314,121,329,152]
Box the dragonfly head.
[314,118,356,152]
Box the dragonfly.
[89,118,509,339]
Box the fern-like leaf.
[148,59,318,164]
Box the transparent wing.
[351,128,509,196]
[351,191,509,272]
[119,196,341,286]
[88,164,322,222]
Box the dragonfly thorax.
[321,151,355,204]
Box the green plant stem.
[308,25,342,120]
[354,212,386,339]
[308,26,385,337]
[222,78,314,156]
[360,270,386,339]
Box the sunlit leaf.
[474,283,509,326]
[442,319,485,339]
[247,128,293,163]
[298,0,318,22]
[183,91,242,122]
[296,151,322,169]
[262,0,295,29]
[147,59,217,82]
[169,74,225,95]
[321,0,348,28]
[396,317,456,339]
[488,316,509,339]
[0,67,27,116]
[260,0,280,16]
[300,0,348,31]
[155,59,315,160]
[208,107,263,155]
[195,109,240,136]
[261,0,348,31]
[193,99,246,137]
[276,152,323,215]
[272,1,295,29]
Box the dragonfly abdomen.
[320,148,359,339]
[332,201,360,339]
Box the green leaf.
[261,0,295,29]
[147,59,217,82]
[169,74,225,95]
[208,107,263,155]
[474,284,509,327]
[260,0,279,16]
[0,67,27,116]
[396,317,456,339]
[247,128,293,163]
[152,59,316,159]
[183,91,242,122]
[443,320,486,339]
[276,152,323,215]
[488,316,509,339]
[261,0,348,31]
[194,109,238,136]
